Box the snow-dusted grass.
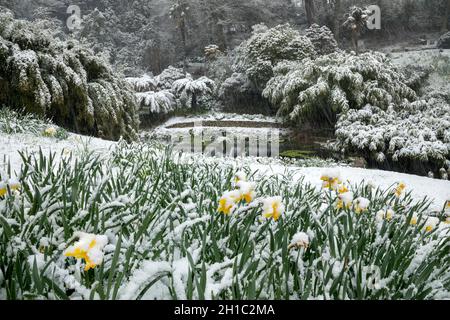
[1,140,449,300]
[0,108,48,135]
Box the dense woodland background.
[1,0,449,75]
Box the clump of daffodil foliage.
[0,11,139,141]
[0,107,68,139]
[0,143,449,300]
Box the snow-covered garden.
[1,1,450,301]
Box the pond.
[141,119,336,161]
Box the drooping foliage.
[263,51,417,126]
[172,75,215,109]
[126,67,215,114]
[0,12,139,141]
[136,90,176,114]
[125,74,158,92]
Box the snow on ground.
[150,126,289,139]
[390,49,450,93]
[1,131,449,210]
[0,133,116,174]
[250,164,450,211]
[153,112,281,129]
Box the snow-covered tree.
[218,72,269,112]
[342,6,371,54]
[263,51,417,126]
[155,66,186,90]
[136,90,176,114]
[125,74,158,92]
[233,23,317,90]
[0,11,139,141]
[172,75,215,109]
[305,24,339,55]
[127,67,215,113]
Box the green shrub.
[263,51,417,126]
[0,12,139,141]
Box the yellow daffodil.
[0,182,6,197]
[385,209,394,221]
[336,192,353,210]
[424,217,440,232]
[338,184,349,194]
[64,232,108,271]
[410,212,419,225]
[320,170,342,191]
[234,171,247,184]
[262,196,285,221]
[44,126,57,137]
[236,181,256,203]
[0,178,20,197]
[218,190,242,215]
[353,197,370,214]
[376,209,395,222]
[8,178,21,191]
[394,182,406,197]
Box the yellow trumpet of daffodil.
[218,190,242,215]
[236,181,256,203]
[0,178,21,197]
[353,197,370,214]
[394,182,406,197]
[262,196,285,221]
[336,192,353,210]
[423,217,439,232]
[320,170,342,191]
[64,232,108,271]
[410,212,419,225]
[0,182,6,197]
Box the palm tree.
[172,76,215,109]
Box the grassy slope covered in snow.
[0,139,449,300]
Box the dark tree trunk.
[333,0,341,41]
[179,18,188,72]
[442,0,450,32]
[352,28,359,55]
[304,0,316,26]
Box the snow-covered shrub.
[125,74,157,92]
[136,90,176,114]
[263,51,417,126]
[156,66,186,90]
[305,24,339,55]
[0,12,139,141]
[233,23,316,89]
[334,98,450,177]
[172,75,215,109]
